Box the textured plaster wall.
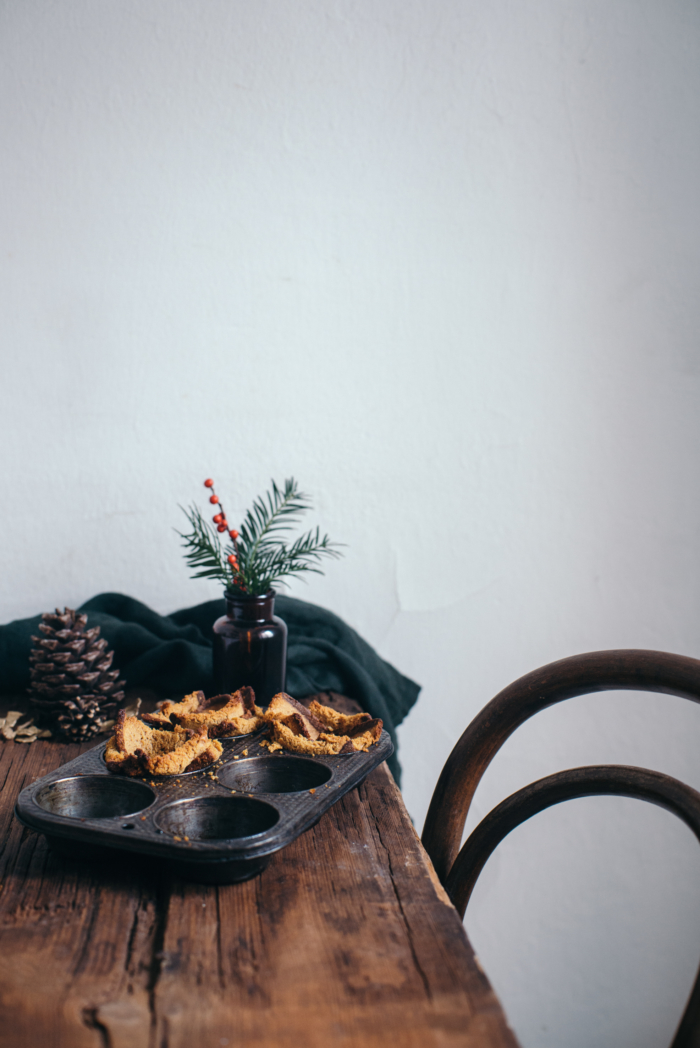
[2,3,700,1046]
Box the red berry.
[217,523,228,533]
[204,479,214,488]
[229,529,239,540]
[227,554,238,566]
[213,513,223,524]
[209,495,219,504]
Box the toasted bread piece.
[105,710,222,776]
[268,720,352,756]
[103,736,142,776]
[172,686,264,737]
[260,696,383,756]
[345,718,383,751]
[284,712,320,739]
[265,693,326,739]
[141,690,206,728]
[139,729,222,776]
[307,700,372,735]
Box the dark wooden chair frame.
[421,649,700,1048]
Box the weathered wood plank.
[0,734,517,1048]
[0,738,156,1048]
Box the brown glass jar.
[212,590,287,705]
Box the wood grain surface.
[0,706,517,1048]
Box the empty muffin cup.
[218,756,332,794]
[36,776,156,820]
[155,796,279,840]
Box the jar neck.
[224,590,276,623]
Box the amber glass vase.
[212,590,287,704]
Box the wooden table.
[0,702,517,1047]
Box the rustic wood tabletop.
[0,693,517,1048]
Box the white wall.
[2,2,700,1045]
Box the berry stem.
[202,480,245,591]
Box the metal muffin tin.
[15,728,393,883]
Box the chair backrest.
[421,649,700,884]
[420,649,700,1048]
[442,765,700,1048]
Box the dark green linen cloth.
[0,593,420,783]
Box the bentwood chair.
[421,650,700,1048]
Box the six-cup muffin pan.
[14,728,393,883]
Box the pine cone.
[28,608,125,741]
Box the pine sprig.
[177,505,230,582]
[179,477,342,596]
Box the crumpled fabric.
[0,592,420,783]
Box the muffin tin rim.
[15,730,393,864]
[35,773,159,820]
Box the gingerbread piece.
[347,718,383,741]
[105,710,222,776]
[171,686,264,738]
[141,690,206,728]
[261,696,383,756]
[344,719,383,751]
[267,720,352,756]
[265,693,326,739]
[307,700,372,735]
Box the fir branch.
[179,477,343,596]
[240,479,310,555]
[178,504,230,586]
[251,527,341,590]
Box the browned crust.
[175,711,263,735]
[104,757,143,776]
[265,694,299,720]
[284,695,326,732]
[284,711,320,740]
[205,716,261,739]
[171,687,264,737]
[261,698,383,757]
[142,690,207,727]
[104,714,223,777]
[145,732,222,776]
[140,712,172,727]
[186,742,224,772]
[213,685,256,715]
[114,709,128,753]
[202,686,256,714]
[307,700,371,735]
[348,718,382,740]
[266,693,327,733]
[346,727,382,752]
[268,721,351,756]
[265,694,327,747]
[105,728,144,776]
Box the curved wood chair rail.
[421,649,700,884]
[443,765,700,1048]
